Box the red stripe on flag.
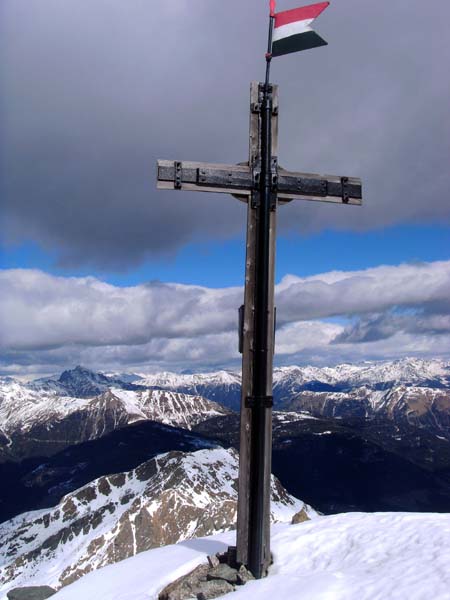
[274,2,329,28]
[270,0,276,17]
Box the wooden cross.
[157,81,362,578]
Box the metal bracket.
[341,176,349,203]
[251,191,260,210]
[174,161,183,189]
[251,82,277,112]
[270,156,278,210]
[245,396,274,409]
[238,305,245,354]
[251,101,261,114]
[251,159,261,209]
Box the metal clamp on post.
[270,156,278,210]
[251,101,261,114]
[341,176,349,203]
[174,161,183,189]
[251,160,261,209]
[238,305,245,354]
[245,396,273,409]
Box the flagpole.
[264,16,275,89]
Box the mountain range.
[137,357,450,407]
[1,358,450,597]
[2,359,449,513]
[0,367,230,462]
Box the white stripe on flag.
[272,18,315,42]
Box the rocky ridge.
[284,385,450,435]
[0,448,314,597]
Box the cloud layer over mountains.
[2,260,450,375]
[2,0,450,269]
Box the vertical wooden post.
[236,82,278,575]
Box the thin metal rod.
[265,16,275,88]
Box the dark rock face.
[55,366,147,398]
[7,587,56,600]
[58,366,116,397]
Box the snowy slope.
[42,512,450,600]
[0,448,313,596]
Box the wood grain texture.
[236,82,277,572]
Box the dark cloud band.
[1,0,450,269]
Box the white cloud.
[1,260,450,374]
[277,261,450,322]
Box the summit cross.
[156,2,362,581]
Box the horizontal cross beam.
[157,159,362,205]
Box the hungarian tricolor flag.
[271,2,329,57]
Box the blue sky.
[2,224,449,288]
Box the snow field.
[49,512,450,600]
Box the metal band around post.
[245,396,274,408]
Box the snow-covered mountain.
[135,359,450,437]
[273,357,450,393]
[136,358,450,407]
[284,385,450,435]
[0,448,314,597]
[138,370,243,411]
[38,512,450,600]
[0,373,230,462]
[33,365,144,397]
[3,358,450,461]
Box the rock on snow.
[45,512,450,600]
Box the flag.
[272,2,329,57]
